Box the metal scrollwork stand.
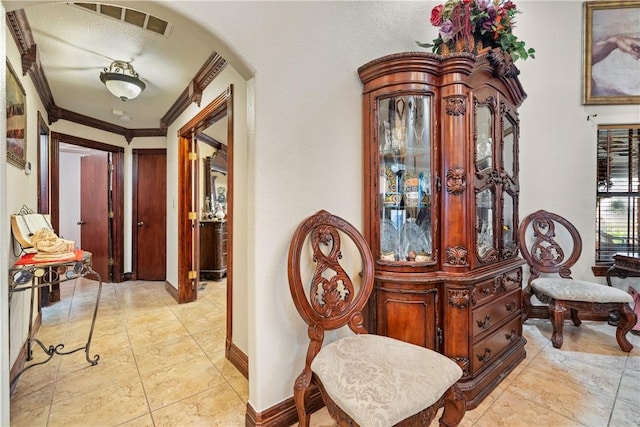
[9,251,102,388]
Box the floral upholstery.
[311,334,463,427]
[532,278,633,303]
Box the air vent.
[73,3,171,37]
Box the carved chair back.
[518,209,582,286]
[288,210,374,338]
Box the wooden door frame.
[178,86,240,373]
[37,112,50,215]
[50,132,125,283]
[132,148,167,280]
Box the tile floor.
[9,278,640,426]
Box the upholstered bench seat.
[312,334,463,427]
[532,279,634,303]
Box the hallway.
[10,279,247,426]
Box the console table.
[9,250,102,387]
[606,252,640,286]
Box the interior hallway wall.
[1,2,10,423]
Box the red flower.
[430,4,444,26]
[461,0,472,4]
[502,1,517,11]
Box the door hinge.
[188,152,197,161]
[437,327,443,346]
[188,270,197,279]
[108,257,114,266]
[108,211,114,218]
[188,211,197,220]
[436,176,442,192]
[108,162,114,172]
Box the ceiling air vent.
[73,3,171,37]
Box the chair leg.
[438,384,466,427]
[615,304,637,353]
[548,299,565,349]
[522,286,533,321]
[293,373,311,427]
[570,308,581,327]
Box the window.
[595,125,640,263]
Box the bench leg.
[548,300,565,349]
[616,304,636,353]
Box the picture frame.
[6,58,27,168]
[583,1,640,105]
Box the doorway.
[177,86,246,376]
[49,132,125,283]
[132,149,167,281]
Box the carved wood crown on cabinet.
[6,9,227,143]
[358,50,527,409]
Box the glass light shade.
[100,61,146,101]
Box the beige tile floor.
[9,278,640,427]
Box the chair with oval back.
[518,209,636,351]
[288,210,466,427]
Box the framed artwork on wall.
[6,58,27,168]
[583,1,640,105]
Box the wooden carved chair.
[518,209,637,352]
[288,210,465,427]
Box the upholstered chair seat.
[531,278,634,303]
[312,334,463,427]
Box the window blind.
[596,127,640,262]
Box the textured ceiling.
[18,2,213,130]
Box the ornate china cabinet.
[358,50,527,408]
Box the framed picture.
[583,1,640,105]
[6,58,27,168]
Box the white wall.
[58,152,82,246]
[4,19,49,383]
[163,0,640,413]
[1,3,10,423]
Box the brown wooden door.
[134,150,166,280]
[80,152,110,281]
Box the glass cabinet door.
[378,94,432,263]
[476,105,493,172]
[503,116,515,178]
[475,102,497,261]
[502,191,515,249]
[502,114,518,256]
[476,188,495,258]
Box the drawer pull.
[482,288,491,295]
[477,348,492,364]
[505,299,517,312]
[476,315,491,329]
[505,329,518,342]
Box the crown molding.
[160,52,227,129]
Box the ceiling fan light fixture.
[100,60,146,101]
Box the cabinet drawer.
[472,315,521,373]
[472,288,520,338]
[473,278,495,306]
[472,267,522,308]
[501,268,522,293]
